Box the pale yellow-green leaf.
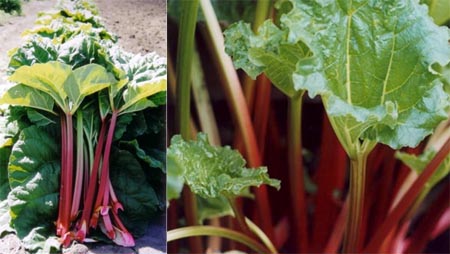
[119,78,166,113]
[8,61,71,110]
[0,85,55,114]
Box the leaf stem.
[71,111,84,220]
[56,115,67,236]
[343,151,369,253]
[287,94,308,253]
[92,111,118,228]
[175,0,199,139]
[167,226,270,254]
[245,217,278,254]
[175,1,203,252]
[227,196,253,237]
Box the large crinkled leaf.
[396,149,450,188]
[269,0,450,154]
[104,45,167,113]
[7,126,60,252]
[167,133,280,199]
[110,149,161,237]
[224,20,311,98]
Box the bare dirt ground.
[95,0,166,57]
[0,0,167,253]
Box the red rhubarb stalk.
[71,111,84,220]
[363,136,450,252]
[77,118,107,240]
[56,115,67,237]
[324,197,349,254]
[312,113,346,252]
[92,111,118,227]
[405,183,450,253]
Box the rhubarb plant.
[0,0,166,252]
[225,0,450,253]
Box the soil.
[95,0,166,57]
[0,0,167,253]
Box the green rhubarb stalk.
[287,93,308,253]
[245,217,278,254]
[176,0,199,138]
[199,0,275,240]
[191,45,220,146]
[343,151,369,253]
[175,0,202,252]
[226,196,253,237]
[167,226,270,254]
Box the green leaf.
[224,20,311,97]
[119,78,167,113]
[26,110,56,127]
[167,133,280,199]
[120,140,165,172]
[8,37,59,72]
[396,149,450,188]
[119,98,158,116]
[166,150,185,201]
[110,149,161,237]
[0,147,12,200]
[0,85,55,114]
[105,46,167,112]
[271,0,450,154]
[0,112,18,199]
[113,113,133,141]
[197,196,233,224]
[7,126,60,252]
